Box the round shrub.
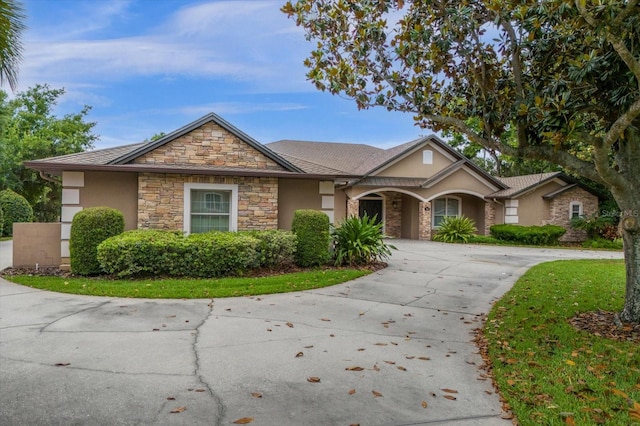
[291,209,331,267]
[332,213,395,265]
[70,207,125,275]
[241,230,297,269]
[0,189,33,237]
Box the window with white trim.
[570,201,583,219]
[184,183,238,233]
[433,197,460,227]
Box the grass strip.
[5,269,370,299]
[484,259,639,425]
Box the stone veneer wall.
[548,187,598,242]
[418,201,432,240]
[346,199,359,218]
[385,193,402,238]
[138,173,278,231]
[484,202,497,236]
[133,122,284,171]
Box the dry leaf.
[194,388,205,392]
[54,363,70,367]
[507,379,516,386]
[629,401,640,420]
[566,360,576,366]
[167,315,176,318]
[357,348,365,351]
[286,322,294,328]
[304,345,314,349]
[397,366,407,371]
[443,395,457,400]
[373,364,380,372]
[405,356,415,359]
[374,343,387,346]
[307,376,321,383]
[251,392,262,398]
[320,318,331,322]
[167,397,176,400]
[441,388,458,394]
[170,406,187,413]
[384,360,396,365]
[565,416,576,426]
[421,400,428,408]
[345,366,364,371]
[295,352,304,358]
[232,417,254,424]
[372,390,383,397]
[348,389,356,395]
[418,357,431,361]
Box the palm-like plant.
[433,215,477,243]
[0,0,26,91]
[332,213,396,266]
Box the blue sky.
[12,0,425,150]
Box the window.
[422,150,433,164]
[570,201,583,219]
[433,197,460,227]
[184,183,238,233]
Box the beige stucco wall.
[134,122,285,171]
[278,178,329,229]
[80,171,138,230]
[515,181,564,226]
[400,195,420,239]
[12,223,61,267]
[376,145,454,178]
[138,173,278,232]
[460,195,485,234]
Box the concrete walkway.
[0,241,623,425]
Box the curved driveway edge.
[0,241,623,425]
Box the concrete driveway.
[0,240,623,425]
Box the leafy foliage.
[332,213,395,265]
[241,230,297,269]
[69,207,124,275]
[490,224,566,246]
[291,209,331,267]
[0,0,25,91]
[283,0,640,322]
[0,85,97,221]
[0,188,32,236]
[98,230,263,278]
[433,215,477,243]
[571,213,620,241]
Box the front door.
[359,198,383,224]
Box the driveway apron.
[0,241,623,425]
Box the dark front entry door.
[359,199,383,224]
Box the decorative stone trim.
[347,199,359,218]
[385,193,402,238]
[418,201,432,240]
[484,202,497,235]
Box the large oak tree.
[283,0,640,323]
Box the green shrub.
[0,205,3,236]
[0,189,33,237]
[433,215,477,243]
[241,230,297,268]
[98,230,260,278]
[291,209,331,267]
[69,207,125,275]
[490,224,566,245]
[571,214,619,240]
[581,237,623,250]
[332,213,395,265]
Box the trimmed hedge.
[69,207,125,275]
[0,189,33,237]
[97,230,264,278]
[489,224,566,245]
[241,230,297,268]
[291,209,330,267]
[0,205,3,236]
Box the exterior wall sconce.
[424,205,431,212]
[392,200,398,210]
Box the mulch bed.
[569,310,640,343]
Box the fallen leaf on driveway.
[232,417,254,424]
[345,366,364,371]
[422,400,428,408]
[348,389,356,395]
[418,357,431,361]
[372,390,383,397]
[251,393,262,398]
[286,322,294,328]
[54,363,70,367]
[320,318,331,322]
[374,343,387,346]
[307,377,321,383]
[170,406,186,413]
[384,360,395,365]
[443,395,457,400]
[194,389,205,392]
[397,366,407,371]
[441,389,458,394]
[295,352,304,358]
[167,397,175,401]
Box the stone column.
[385,193,402,238]
[484,201,497,236]
[418,201,432,240]
[347,199,359,218]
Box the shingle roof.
[356,177,427,187]
[488,172,563,198]
[28,143,146,165]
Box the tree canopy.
[0,84,97,221]
[284,0,640,322]
[0,0,25,91]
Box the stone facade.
[547,186,598,242]
[418,201,432,240]
[138,173,278,231]
[384,193,402,238]
[346,199,359,218]
[134,122,284,171]
[484,201,497,235]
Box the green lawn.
[484,259,639,425]
[5,269,370,299]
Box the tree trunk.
[620,215,640,323]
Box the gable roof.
[109,112,303,173]
[488,172,564,199]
